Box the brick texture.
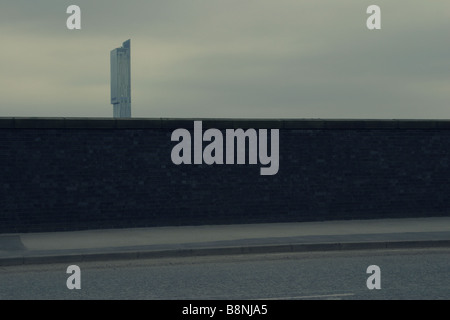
[1,118,449,232]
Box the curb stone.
[1,239,450,266]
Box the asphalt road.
[0,248,448,300]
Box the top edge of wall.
[1,117,450,129]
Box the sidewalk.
[1,217,450,266]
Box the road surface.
[1,248,448,300]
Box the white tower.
[110,39,131,118]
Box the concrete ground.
[1,217,450,266]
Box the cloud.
[0,0,449,118]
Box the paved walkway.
[1,217,450,266]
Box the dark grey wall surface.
[1,118,449,233]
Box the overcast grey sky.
[1,1,449,118]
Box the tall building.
[110,39,131,118]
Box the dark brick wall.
[1,118,450,233]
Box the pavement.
[1,217,450,266]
